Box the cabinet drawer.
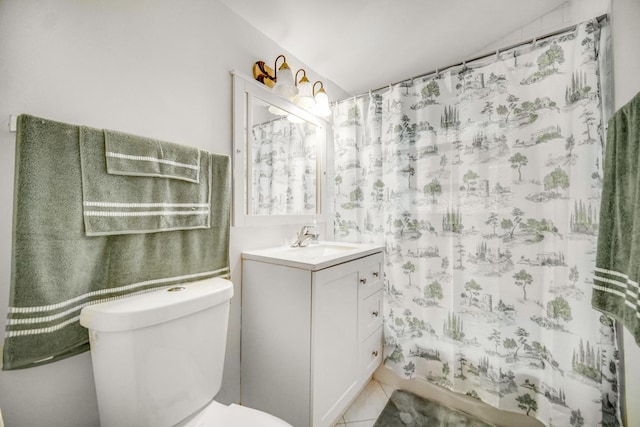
[361,327,383,378]
[358,254,383,299]
[359,290,383,339]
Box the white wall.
[473,0,611,55]
[0,1,345,426]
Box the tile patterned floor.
[332,379,398,427]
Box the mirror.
[232,72,327,226]
[250,98,318,215]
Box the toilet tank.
[80,277,233,427]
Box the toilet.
[79,277,291,427]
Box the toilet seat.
[182,400,292,427]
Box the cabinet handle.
[373,271,379,277]
[372,311,379,317]
[372,350,379,357]
[360,278,367,284]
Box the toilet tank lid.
[79,277,233,332]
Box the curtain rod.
[341,13,608,102]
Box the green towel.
[593,92,640,346]
[104,129,201,183]
[3,114,230,370]
[80,127,211,236]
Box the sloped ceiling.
[220,0,570,96]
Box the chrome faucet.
[291,224,319,247]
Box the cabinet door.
[311,262,360,427]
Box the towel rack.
[8,115,17,132]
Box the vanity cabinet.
[241,248,384,427]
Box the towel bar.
[9,115,17,132]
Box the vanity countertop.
[241,241,383,271]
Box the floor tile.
[344,421,376,427]
[342,380,388,423]
[377,380,398,399]
[331,416,345,426]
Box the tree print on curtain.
[332,21,620,427]
[251,118,317,215]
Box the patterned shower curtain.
[332,21,620,426]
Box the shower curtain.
[332,20,620,426]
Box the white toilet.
[79,277,291,427]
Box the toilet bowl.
[80,277,292,427]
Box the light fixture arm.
[312,81,325,96]
[295,69,308,86]
[274,54,288,80]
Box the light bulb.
[294,75,315,110]
[313,89,331,117]
[273,60,297,100]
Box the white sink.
[242,241,383,271]
[282,244,360,257]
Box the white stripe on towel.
[593,284,627,299]
[6,271,232,337]
[106,151,199,170]
[5,316,81,338]
[594,269,640,299]
[594,267,640,290]
[593,274,629,293]
[8,268,230,314]
[8,304,85,325]
[593,270,640,310]
[83,210,209,217]
[593,284,640,318]
[83,201,209,208]
[8,284,205,327]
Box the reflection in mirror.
[232,71,328,227]
[251,97,317,215]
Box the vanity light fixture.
[293,69,315,110]
[312,81,332,117]
[254,55,331,119]
[272,54,297,100]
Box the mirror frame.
[231,71,327,227]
